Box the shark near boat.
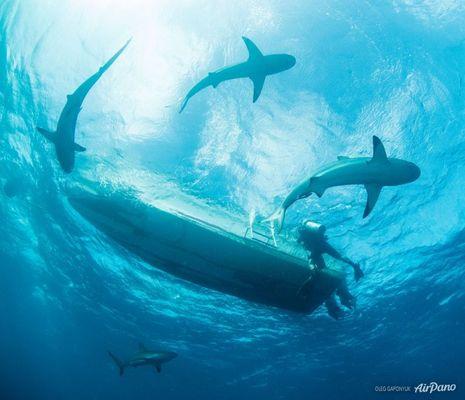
[266,136,421,231]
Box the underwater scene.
[1,0,464,399]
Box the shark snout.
[269,54,296,73]
[408,162,421,182]
[283,54,296,70]
[167,351,178,360]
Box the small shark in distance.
[108,343,178,375]
[37,39,131,173]
[179,36,296,112]
[266,136,421,232]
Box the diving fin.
[363,184,382,218]
[251,74,266,102]
[74,143,86,152]
[37,127,57,144]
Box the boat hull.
[68,186,342,314]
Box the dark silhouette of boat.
[68,183,342,314]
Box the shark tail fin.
[179,76,213,113]
[37,127,57,144]
[108,351,125,376]
[263,207,286,233]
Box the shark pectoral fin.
[155,364,161,373]
[242,36,264,61]
[37,127,57,144]
[74,143,86,152]
[251,75,266,102]
[363,184,382,218]
[108,351,125,376]
[371,136,388,163]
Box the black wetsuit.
[298,227,342,270]
[297,227,355,318]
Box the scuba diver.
[297,220,364,319]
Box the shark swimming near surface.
[179,36,296,112]
[108,343,177,375]
[266,136,421,232]
[37,39,131,173]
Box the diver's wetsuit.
[298,225,362,319]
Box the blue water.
[1,1,464,399]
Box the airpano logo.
[374,382,457,394]
[414,382,456,394]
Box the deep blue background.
[1,1,464,399]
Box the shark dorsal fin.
[371,136,388,163]
[138,342,148,352]
[242,37,263,61]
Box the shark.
[108,343,177,375]
[37,39,131,173]
[179,36,296,112]
[266,136,421,231]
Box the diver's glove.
[353,263,364,282]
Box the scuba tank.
[303,220,326,237]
